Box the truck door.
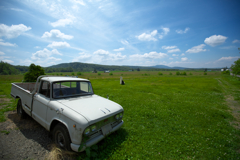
[32,81,50,129]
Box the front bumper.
[71,120,124,152]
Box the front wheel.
[52,123,72,151]
[17,99,27,119]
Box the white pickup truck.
[10,75,124,152]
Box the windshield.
[52,81,93,99]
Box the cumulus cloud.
[130,51,167,59]
[121,40,129,45]
[181,53,185,56]
[186,44,206,53]
[169,57,173,60]
[136,30,158,41]
[162,45,180,53]
[204,35,227,47]
[181,57,188,61]
[73,52,91,62]
[217,56,239,61]
[172,54,179,57]
[113,47,125,52]
[159,27,170,39]
[176,27,190,34]
[93,49,126,61]
[50,19,73,27]
[168,49,180,53]
[0,24,31,39]
[42,29,73,40]
[31,48,62,60]
[47,41,70,48]
[232,39,240,43]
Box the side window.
[80,82,89,92]
[39,81,50,98]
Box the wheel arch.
[49,119,72,142]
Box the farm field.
[0,71,240,159]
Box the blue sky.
[0,0,239,68]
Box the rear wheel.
[53,123,72,151]
[17,99,27,119]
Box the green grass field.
[0,71,240,159]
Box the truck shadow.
[7,111,52,151]
[7,112,128,159]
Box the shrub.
[231,58,240,75]
[169,72,172,75]
[60,73,63,76]
[109,72,113,76]
[158,72,163,75]
[24,63,45,82]
[189,73,193,75]
[77,72,82,75]
[204,72,207,75]
[176,71,180,75]
[182,71,187,76]
[221,70,230,75]
[71,72,75,76]
[98,73,101,76]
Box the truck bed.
[12,82,39,93]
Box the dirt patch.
[0,111,79,160]
[226,95,240,129]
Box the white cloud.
[181,53,185,56]
[73,52,91,62]
[113,47,125,52]
[0,51,5,55]
[176,27,190,34]
[217,56,240,62]
[169,58,173,60]
[93,49,109,55]
[172,54,179,57]
[159,27,170,39]
[204,35,227,47]
[35,46,40,49]
[232,39,240,43]
[42,29,73,40]
[93,49,126,61]
[168,48,180,53]
[10,8,23,12]
[162,45,180,53]
[136,30,158,41]
[121,40,129,45]
[31,48,62,60]
[186,44,206,53]
[0,41,17,47]
[71,0,85,6]
[0,24,31,39]
[47,41,70,48]
[130,51,167,59]
[2,59,14,64]
[50,19,73,27]
[162,46,177,50]
[181,57,188,61]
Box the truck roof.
[41,76,89,82]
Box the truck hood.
[58,95,123,122]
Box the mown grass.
[0,72,240,159]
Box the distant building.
[104,70,110,73]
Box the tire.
[53,123,72,151]
[17,99,27,119]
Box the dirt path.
[216,78,240,129]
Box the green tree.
[231,58,240,75]
[24,63,45,82]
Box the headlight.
[91,125,97,132]
[115,114,120,120]
[84,128,90,135]
[119,113,123,118]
